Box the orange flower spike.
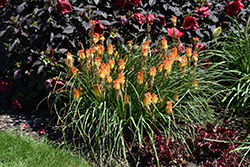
[131,66,134,72]
[100,63,106,70]
[106,75,113,84]
[100,34,105,42]
[95,57,102,68]
[172,16,177,27]
[71,66,78,78]
[134,44,139,50]
[172,47,178,56]
[113,79,120,90]
[163,59,172,75]
[66,52,73,66]
[85,49,90,59]
[86,48,94,59]
[93,83,101,97]
[89,48,94,58]
[185,47,192,59]
[114,50,119,59]
[124,94,130,105]
[118,59,125,71]
[143,92,152,107]
[128,40,133,49]
[108,44,113,56]
[96,45,104,56]
[161,37,168,51]
[173,91,179,101]
[193,80,199,89]
[78,50,85,59]
[193,37,199,43]
[93,32,100,44]
[192,52,198,62]
[166,101,173,114]
[143,41,149,49]
[137,71,144,85]
[151,94,158,104]
[179,56,187,67]
[108,59,115,70]
[67,52,73,61]
[99,69,106,80]
[90,20,95,27]
[150,66,156,77]
[118,73,125,85]
[157,64,163,73]
[141,47,148,57]
[72,87,81,100]
[105,63,111,76]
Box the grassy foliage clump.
[45,21,223,165]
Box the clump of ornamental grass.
[47,18,220,166]
[203,16,250,119]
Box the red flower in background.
[0,0,6,8]
[167,27,184,38]
[224,0,244,16]
[57,0,72,14]
[93,20,105,34]
[196,43,206,52]
[12,99,23,111]
[147,15,155,25]
[38,127,45,135]
[0,80,12,93]
[195,7,210,19]
[183,17,199,31]
[157,15,166,26]
[134,13,146,25]
[114,0,141,8]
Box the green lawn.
[0,131,91,167]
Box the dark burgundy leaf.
[99,20,112,26]
[82,21,91,30]
[62,25,75,34]
[168,6,182,16]
[195,29,204,38]
[72,6,87,13]
[163,4,168,11]
[0,30,6,38]
[93,0,100,6]
[48,6,54,14]
[149,0,156,7]
[16,2,27,14]
[56,48,68,54]
[8,38,20,52]
[69,39,76,48]
[37,65,44,74]
[53,33,62,38]
[32,60,42,67]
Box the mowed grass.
[0,131,91,167]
